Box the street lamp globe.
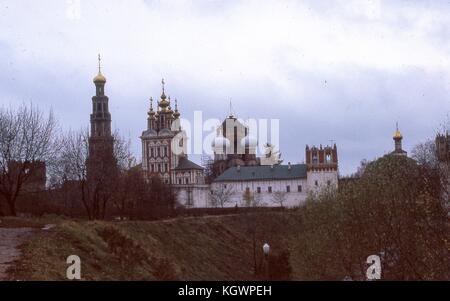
[263,243,270,256]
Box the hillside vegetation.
[5,156,449,281]
[7,212,303,281]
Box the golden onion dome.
[393,130,402,139]
[393,122,402,139]
[159,99,170,109]
[93,72,106,84]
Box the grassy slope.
[7,212,303,281]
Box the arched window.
[312,154,318,164]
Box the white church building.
[210,147,338,208]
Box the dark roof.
[174,157,204,170]
[214,164,307,182]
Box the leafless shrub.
[0,103,59,216]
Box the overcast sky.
[1,0,449,175]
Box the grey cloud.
[0,0,449,175]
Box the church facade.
[140,80,210,208]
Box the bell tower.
[88,54,115,175]
[305,144,338,171]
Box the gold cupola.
[158,78,170,110]
[93,54,106,84]
[393,122,402,140]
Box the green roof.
[214,164,307,182]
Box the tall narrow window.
[313,154,318,164]
[298,185,302,192]
[268,186,272,193]
[187,190,193,206]
[286,185,290,193]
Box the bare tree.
[271,191,287,208]
[111,138,140,220]
[56,129,91,218]
[411,140,438,167]
[57,129,132,220]
[210,184,234,208]
[243,189,265,208]
[412,138,449,212]
[112,165,143,220]
[0,104,58,216]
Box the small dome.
[159,98,170,110]
[212,136,230,148]
[240,135,258,148]
[93,72,106,83]
[393,129,402,139]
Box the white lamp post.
[262,243,270,280]
[263,243,270,257]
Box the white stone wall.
[306,170,338,193]
[210,178,308,208]
[175,185,210,208]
